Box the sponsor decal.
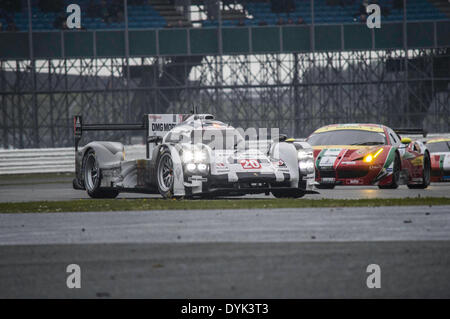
[341,161,356,165]
[215,162,229,173]
[148,114,184,137]
[188,176,208,182]
[410,155,424,166]
[317,149,342,168]
[319,158,335,167]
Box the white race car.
[73,114,316,198]
[427,137,450,182]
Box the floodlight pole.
[27,0,39,148]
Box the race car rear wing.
[393,128,428,137]
[74,115,148,156]
[74,114,188,158]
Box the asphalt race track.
[0,174,450,298]
[0,174,449,202]
[1,206,450,298]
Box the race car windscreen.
[192,128,245,150]
[307,129,387,146]
[426,141,450,153]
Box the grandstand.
[0,0,449,148]
[0,0,448,31]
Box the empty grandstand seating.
[0,0,448,32]
[0,0,166,31]
[241,0,448,26]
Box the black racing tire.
[379,151,400,189]
[316,184,335,189]
[82,149,119,199]
[272,189,306,198]
[156,149,175,199]
[407,152,431,189]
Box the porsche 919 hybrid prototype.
[306,124,431,189]
[426,137,450,182]
[72,114,316,199]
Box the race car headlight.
[363,148,383,163]
[182,148,207,163]
[299,160,315,174]
[197,163,208,173]
[186,163,196,171]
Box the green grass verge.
[1,197,449,214]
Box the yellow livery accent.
[313,124,384,134]
[427,138,450,144]
[312,145,372,150]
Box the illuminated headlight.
[182,149,207,163]
[186,163,196,171]
[299,160,315,174]
[363,148,383,163]
[197,163,207,172]
[298,149,313,161]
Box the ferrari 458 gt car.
[426,137,450,182]
[73,113,316,198]
[306,124,431,189]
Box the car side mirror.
[401,137,412,145]
[278,134,287,142]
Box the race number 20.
[240,159,261,169]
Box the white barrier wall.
[0,145,146,175]
[1,134,448,175]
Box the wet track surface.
[0,174,449,202]
[0,206,450,298]
[0,174,449,298]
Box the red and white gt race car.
[306,124,431,189]
[426,137,450,182]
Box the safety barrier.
[1,134,449,175]
[0,145,146,175]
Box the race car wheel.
[272,189,306,198]
[316,184,335,189]
[407,152,431,189]
[379,152,400,189]
[83,149,119,199]
[156,149,175,198]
